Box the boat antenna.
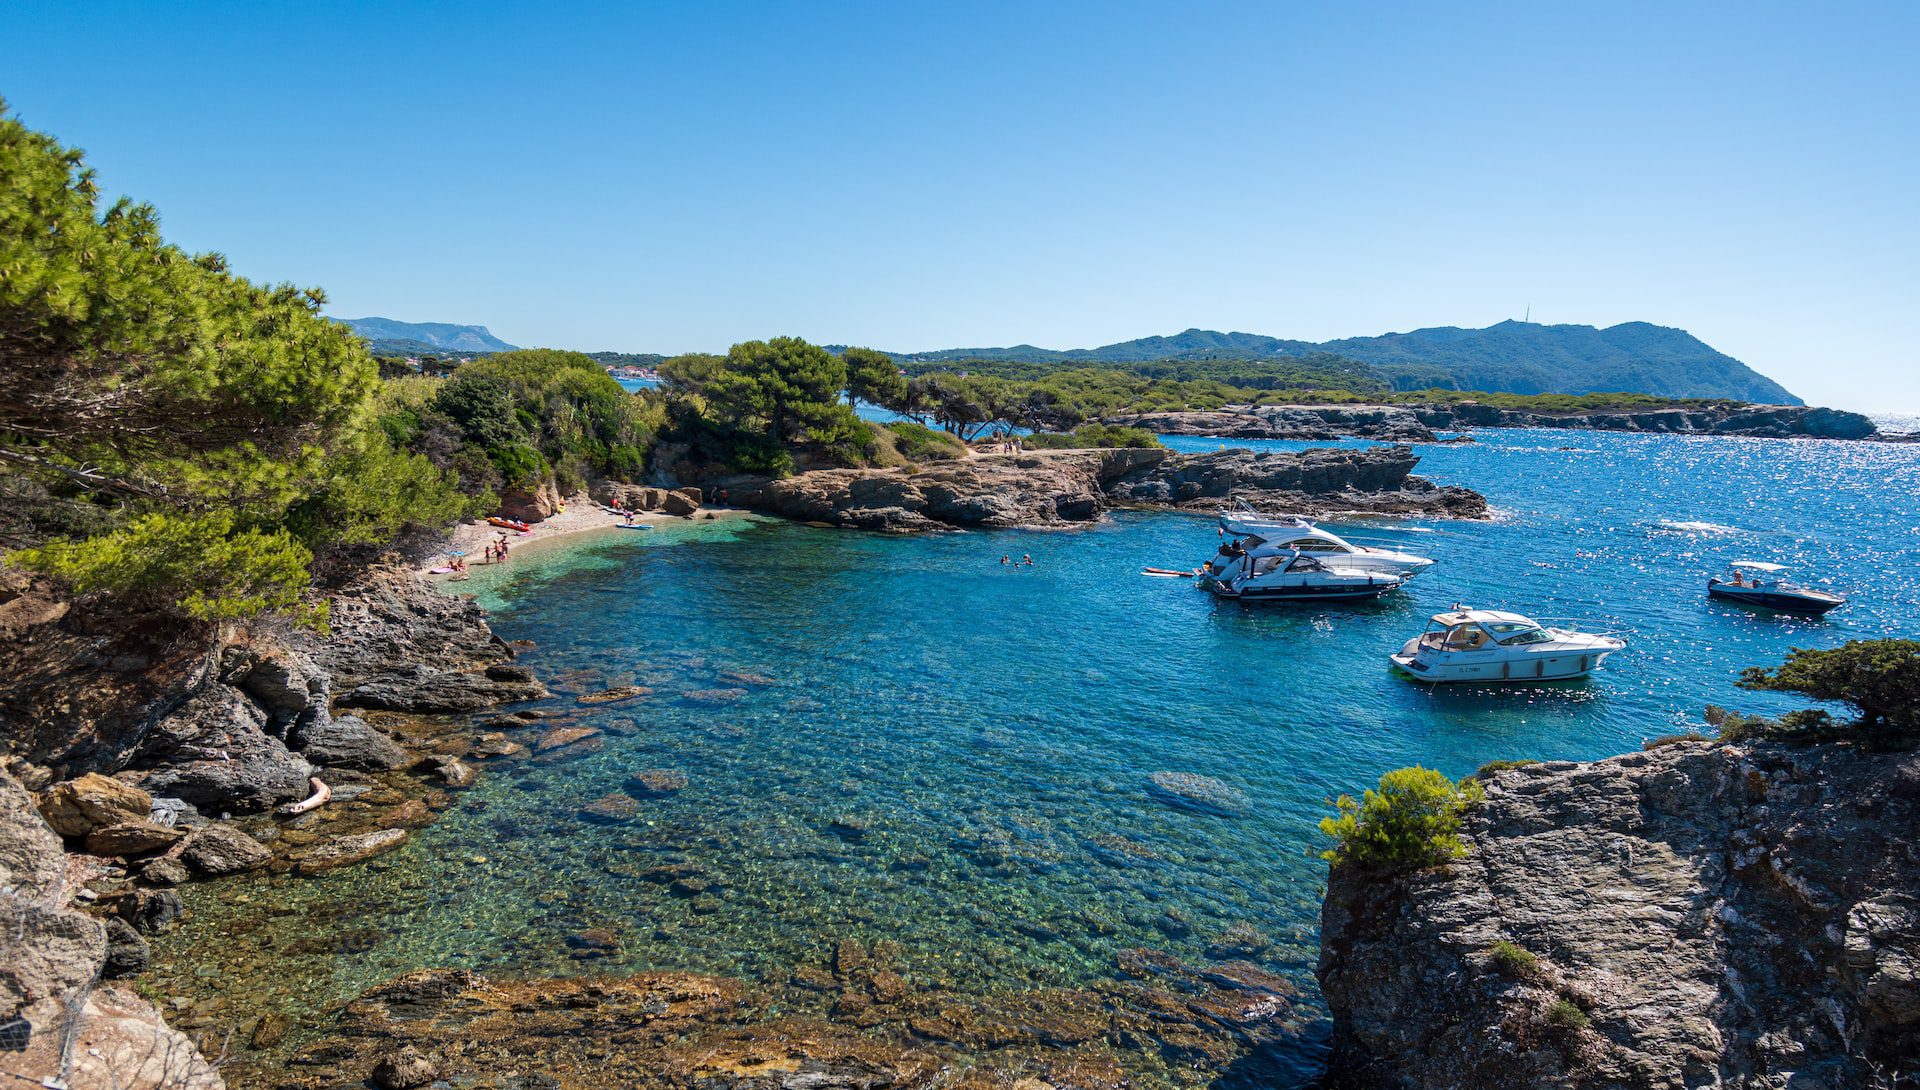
[1524,304,1530,323]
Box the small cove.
[151,429,1920,1086]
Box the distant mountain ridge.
[337,317,518,354]
[905,321,1800,405]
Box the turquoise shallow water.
[171,429,1920,1086]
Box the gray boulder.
[338,663,547,714]
[137,686,313,813]
[293,713,409,772]
[180,822,272,876]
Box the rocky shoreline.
[1317,739,1920,1089]
[725,444,1486,531]
[1111,402,1886,442]
[1,566,558,1089]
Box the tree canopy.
[1,102,475,622]
[0,99,374,517]
[1737,640,1920,747]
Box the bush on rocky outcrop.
[1488,940,1539,977]
[1540,998,1590,1032]
[1737,639,1920,747]
[1021,424,1163,449]
[1319,766,1482,871]
[884,422,968,462]
[1473,758,1538,779]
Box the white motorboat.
[1389,608,1626,683]
[1204,551,1408,602]
[1206,508,1435,582]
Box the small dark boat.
[1707,561,1846,615]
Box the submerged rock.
[578,685,652,704]
[296,829,409,874]
[579,793,641,823]
[533,725,600,754]
[628,769,688,796]
[1147,771,1251,817]
[180,822,272,876]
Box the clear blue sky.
[5,1,1916,410]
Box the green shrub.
[488,442,549,491]
[723,432,797,477]
[1319,766,1483,871]
[1738,640,1920,747]
[1022,424,1164,450]
[1488,940,1539,977]
[11,513,320,626]
[1643,731,1708,750]
[1541,999,1589,1032]
[886,421,967,461]
[1474,758,1538,779]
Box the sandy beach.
[419,492,749,574]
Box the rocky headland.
[1318,739,1920,1089]
[1112,402,1885,442]
[726,445,1486,531]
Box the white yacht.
[1389,608,1626,683]
[1205,508,1435,583]
[1203,551,1408,602]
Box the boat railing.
[1531,616,1631,640]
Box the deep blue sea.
[169,428,1920,1086]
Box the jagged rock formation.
[1,771,223,1090]
[1117,407,1442,442]
[1109,446,1488,518]
[1112,402,1882,441]
[1317,740,1920,1089]
[730,445,1483,531]
[0,567,545,810]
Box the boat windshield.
[1279,537,1348,553]
[1494,627,1554,645]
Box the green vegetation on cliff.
[1319,766,1483,871]
[1708,640,1920,748]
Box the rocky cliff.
[1112,403,1884,442]
[1317,739,1919,1089]
[729,445,1484,531]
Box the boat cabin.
[1250,552,1332,577]
[1414,610,1554,653]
